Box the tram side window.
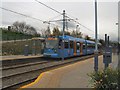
[65,42,69,49]
[70,41,74,49]
[77,42,80,50]
[87,44,91,48]
[88,44,94,48]
[58,39,62,48]
[83,44,86,49]
[92,44,95,48]
[87,43,95,48]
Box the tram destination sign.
[47,37,58,40]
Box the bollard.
[24,45,29,56]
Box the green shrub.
[88,68,119,89]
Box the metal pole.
[108,36,109,47]
[66,17,68,31]
[104,34,108,69]
[94,0,98,72]
[62,10,65,61]
[118,2,120,69]
[105,34,107,47]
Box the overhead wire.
[35,0,62,14]
[35,0,104,39]
[0,7,61,27]
[2,0,103,39]
[66,13,104,39]
[48,14,62,21]
[35,0,95,33]
[0,7,43,22]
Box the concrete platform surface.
[20,54,118,88]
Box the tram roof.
[59,35,85,42]
[85,40,95,44]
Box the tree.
[85,35,91,40]
[40,29,46,37]
[99,39,105,46]
[70,30,82,38]
[45,26,51,37]
[52,27,61,36]
[65,31,70,35]
[8,26,11,31]
[12,21,20,32]
[71,30,76,37]
[25,26,37,35]
[12,21,37,35]
[76,31,83,38]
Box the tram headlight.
[54,49,57,53]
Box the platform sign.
[103,46,112,64]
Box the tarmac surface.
[21,53,118,88]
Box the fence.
[2,38,45,56]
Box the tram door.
[74,41,77,55]
[80,42,83,55]
[76,42,80,54]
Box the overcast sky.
[0,0,119,41]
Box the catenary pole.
[94,0,98,72]
[62,10,65,61]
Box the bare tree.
[12,21,37,35]
[45,26,51,37]
[12,21,20,32]
[52,27,61,36]
[40,29,47,37]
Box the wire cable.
[0,7,61,27]
[0,7,44,22]
[33,1,103,39]
[35,0,94,32]
[35,0,62,14]
[48,14,62,21]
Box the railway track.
[1,54,98,89]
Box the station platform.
[0,54,43,61]
[0,55,43,67]
[20,54,118,88]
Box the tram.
[43,35,95,58]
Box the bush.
[88,68,120,89]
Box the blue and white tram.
[43,35,95,58]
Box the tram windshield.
[45,39,58,49]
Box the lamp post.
[94,0,98,72]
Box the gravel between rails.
[1,61,48,70]
[2,61,62,89]
[1,61,50,78]
[2,55,96,89]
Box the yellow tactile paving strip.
[20,54,118,88]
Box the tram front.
[43,37,59,58]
